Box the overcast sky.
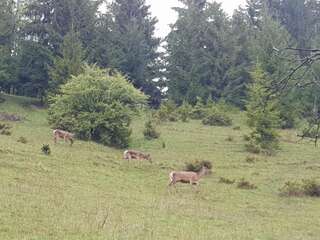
[146,0,247,38]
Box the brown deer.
[53,129,74,146]
[123,150,152,163]
[168,166,208,186]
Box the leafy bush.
[185,160,213,172]
[219,177,235,184]
[153,100,177,122]
[237,178,257,190]
[41,144,51,155]
[48,65,146,148]
[202,108,232,126]
[245,155,256,163]
[143,120,160,140]
[233,126,241,130]
[177,101,192,122]
[190,98,207,119]
[17,136,28,144]
[226,136,234,142]
[279,179,320,197]
[0,123,11,135]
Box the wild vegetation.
[0,94,320,239]
[1,0,320,239]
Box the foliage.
[105,0,162,106]
[143,119,160,140]
[48,65,146,148]
[202,107,232,127]
[49,31,85,93]
[219,177,235,184]
[237,178,257,190]
[246,65,280,155]
[166,1,232,104]
[177,101,192,122]
[0,122,11,135]
[185,160,212,173]
[41,144,51,155]
[17,136,28,144]
[280,179,320,197]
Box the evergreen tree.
[246,64,280,154]
[0,0,16,92]
[222,7,251,108]
[49,30,85,93]
[166,0,231,104]
[108,0,162,106]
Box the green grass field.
[0,94,319,240]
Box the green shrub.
[185,160,213,172]
[143,120,160,140]
[219,177,235,184]
[41,144,51,155]
[237,178,257,190]
[0,123,11,135]
[279,179,320,197]
[48,65,146,148]
[177,101,192,122]
[226,136,234,142]
[190,98,207,119]
[202,108,232,126]
[17,136,28,144]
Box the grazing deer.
[53,129,74,146]
[123,150,152,163]
[168,166,208,186]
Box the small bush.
[302,179,320,197]
[245,142,261,154]
[245,155,256,163]
[0,123,11,135]
[233,126,241,131]
[280,179,320,197]
[143,120,160,140]
[177,102,192,122]
[202,108,232,127]
[185,160,213,172]
[41,144,51,155]
[17,136,28,144]
[237,178,257,190]
[226,136,234,142]
[162,141,166,149]
[243,134,250,141]
[0,97,5,103]
[219,177,235,184]
[190,98,207,120]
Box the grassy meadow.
[0,94,320,240]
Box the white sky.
[146,0,247,38]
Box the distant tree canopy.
[0,0,320,114]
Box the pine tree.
[49,30,85,93]
[166,1,231,104]
[0,0,17,92]
[108,0,162,106]
[246,64,280,155]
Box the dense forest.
[1,0,320,148]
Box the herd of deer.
[53,129,209,186]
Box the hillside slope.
[0,94,319,240]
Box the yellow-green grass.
[0,94,319,240]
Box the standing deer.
[123,150,152,163]
[53,129,74,146]
[168,166,208,186]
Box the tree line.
[1,0,320,112]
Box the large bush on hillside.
[48,65,146,148]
